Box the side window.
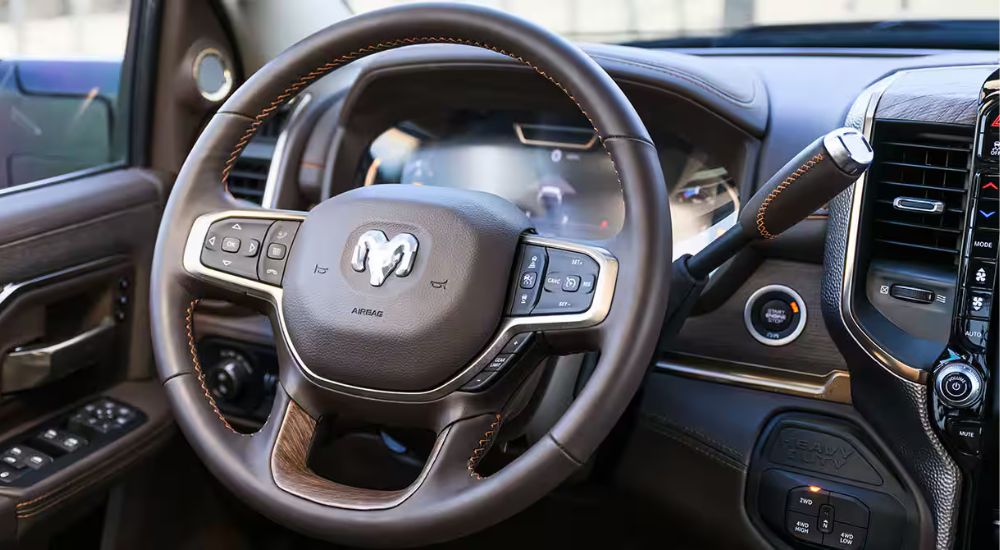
[0,0,132,190]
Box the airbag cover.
[281,184,529,391]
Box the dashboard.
[210,42,998,550]
[359,109,738,251]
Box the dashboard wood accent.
[655,356,851,404]
[875,65,994,126]
[670,259,847,377]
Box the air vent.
[227,102,297,203]
[227,152,269,203]
[868,121,972,266]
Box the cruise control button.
[822,522,867,549]
[533,292,593,315]
[786,512,823,544]
[221,237,241,253]
[562,275,581,292]
[522,247,546,271]
[519,271,537,289]
[580,274,596,293]
[543,272,564,292]
[960,318,989,352]
[511,290,538,316]
[966,290,992,320]
[509,245,546,316]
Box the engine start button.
[744,285,807,347]
[759,299,793,332]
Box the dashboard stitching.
[220,37,634,192]
[641,412,746,465]
[640,413,747,471]
[589,53,756,105]
[467,413,502,480]
[755,152,824,239]
[185,299,241,435]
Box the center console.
[929,87,998,459]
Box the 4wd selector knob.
[934,363,984,409]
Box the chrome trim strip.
[192,48,234,103]
[838,71,931,383]
[0,257,125,311]
[513,122,598,150]
[742,284,807,347]
[261,93,313,209]
[184,209,618,402]
[654,358,852,404]
[892,196,945,214]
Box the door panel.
[0,168,173,544]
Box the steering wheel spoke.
[182,208,307,299]
[480,233,619,357]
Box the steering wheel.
[151,3,670,546]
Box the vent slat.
[868,122,972,265]
[880,181,965,193]
[873,238,960,255]
[879,160,969,174]
[875,219,962,234]
[881,141,971,153]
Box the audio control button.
[934,363,984,409]
[941,373,972,401]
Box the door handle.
[2,318,115,393]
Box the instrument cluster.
[359,110,738,255]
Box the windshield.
[344,0,999,48]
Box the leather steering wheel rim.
[150,3,671,547]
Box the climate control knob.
[934,362,984,409]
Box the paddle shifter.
[660,127,874,342]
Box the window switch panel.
[35,428,88,455]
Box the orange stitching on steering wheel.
[467,413,502,480]
[220,36,623,193]
[186,299,242,435]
